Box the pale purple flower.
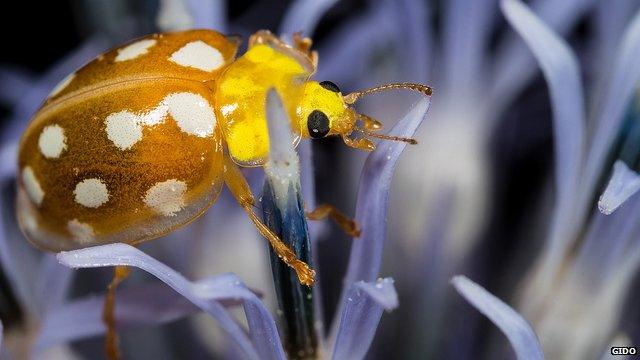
[448,2,640,360]
[2,0,640,359]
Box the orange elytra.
[16,29,432,286]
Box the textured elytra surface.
[16,30,237,251]
[44,29,238,102]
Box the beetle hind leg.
[103,265,130,360]
[223,156,315,286]
[306,204,360,237]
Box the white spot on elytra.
[49,73,75,98]
[104,106,168,150]
[67,219,95,244]
[139,104,169,126]
[163,92,216,137]
[169,41,224,72]
[74,178,109,208]
[38,125,67,158]
[23,210,38,233]
[143,179,187,216]
[105,111,143,150]
[115,39,157,62]
[22,167,44,205]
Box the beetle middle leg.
[223,156,316,286]
[306,204,361,237]
[103,265,130,360]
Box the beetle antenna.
[354,126,418,145]
[343,82,433,104]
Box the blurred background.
[1,0,640,359]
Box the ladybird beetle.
[16,29,432,287]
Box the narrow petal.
[279,0,338,36]
[331,98,430,343]
[394,0,432,83]
[502,0,585,205]
[156,0,194,31]
[331,278,398,360]
[590,0,639,104]
[490,0,596,114]
[2,37,109,143]
[57,244,285,360]
[442,0,495,97]
[502,0,588,312]
[36,274,268,351]
[0,67,34,106]
[185,0,227,31]
[343,98,431,285]
[451,276,544,360]
[580,8,640,216]
[264,89,299,197]
[35,254,74,317]
[36,281,201,351]
[0,142,17,181]
[264,89,318,358]
[316,3,395,83]
[598,161,640,214]
[0,187,42,316]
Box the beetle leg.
[306,204,361,237]
[103,265,130,360]
[342,134,376,151]
[248,30,283,48]
[223,156,316,286]
[292,32,318,68]
[248,30,317,72]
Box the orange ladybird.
[17,29,432,286]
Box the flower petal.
[331,278,398,360]
[490,0,595,112]
[36,274,269,352]
[580,7,640,216]
[331,98,430,344]
[502,0,589,315]
[35,254,74,317]
[185,0,226,31]
[36,281,200,351]
[442,0,495,97]
[343,98,431,285]
[279,0,338,36]
[0,67,34,105]
[1,37,108,143]
[0,178,42,316]
[598,161,640,215]
[394,0,432,83]
[57,244,285,360]
[157,0,194,31]
[451,276,544,360]
[502,0,585,249]
[316,2,395,83]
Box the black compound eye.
[319,80,340,93]
[307,110,330,138]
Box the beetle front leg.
[223,155,316,286]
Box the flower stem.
[261,88,318,359]
[262,180,318,359]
